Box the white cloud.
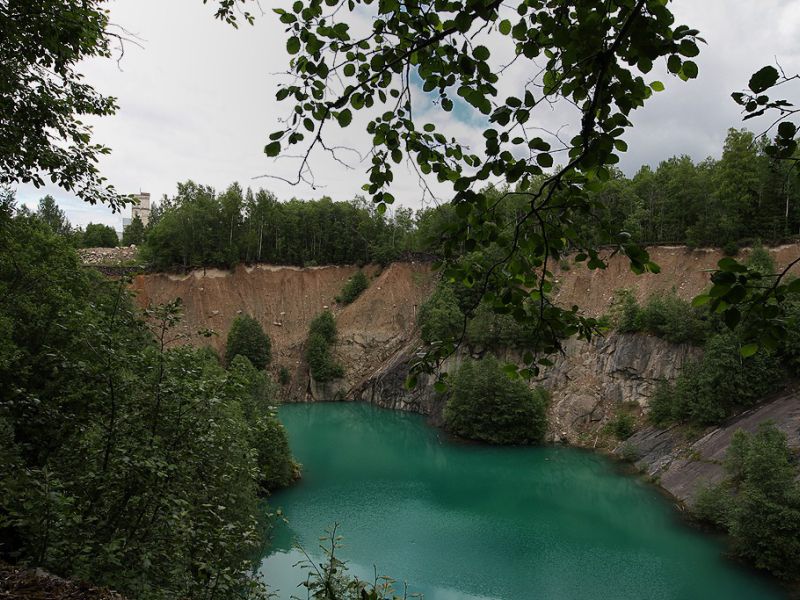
[11,0,800,228]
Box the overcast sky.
[13,0,800,229]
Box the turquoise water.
[259,403,785,600]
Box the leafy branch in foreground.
[694,64,800,356]
[291,523,415,600]
[0,1,129,209]
[263,0,702,378]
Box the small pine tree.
[225,314,272,370]
[336,270,369,304]
[122,214,145,246]
[305,311,344,381]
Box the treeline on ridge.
[34,127,800,269]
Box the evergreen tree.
[225,314,272,370]
[35,195,72,237]
[121,214,145,246]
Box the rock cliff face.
[353,332,701,444]
[128,244,800,503]
[623,389,800,504]
[540,333,701,443]
[130,261,437,401]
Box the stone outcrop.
[539,333,700,444]
[351,332,700,443]
[623,387,800,504]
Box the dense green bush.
[465,302,540,349]
[605,411,636,441]
[610,289,640,333]
[745,243,775,277]
[336,270,369,305]
[82,222,118,247]
[418,280,542,350]
[225,314,272,369]
[611,289,711,345]
[0,206,293,598]
[779,297,800,375]
[722,241,739,257]
[417,284,463,344]
[692,424,800,579]
[444,355,548,444]
[227,356,296,491]
[649,332,783,426]
[306,311,344,382]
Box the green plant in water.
[293,523,415,600]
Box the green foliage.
[418,278,543,352]
[226,356,296,491]
[336,270,369,305]
[605,412,636,441]
[778,296,800,375]
[82,223,118,248]
[444,355,548,445]
[0,1,123,208]
[225,314,272,370]
[35,195,73,238]
[418,284,463,344]
[142,183,418,269]
[278,366,291,386]
[269,0,705,376]
[122,214,145,246]
[292,524,410,600]
[610,289,641,334]
[722,241,739,257]
[306,312,344,382]
[648,332,784,426]
[745,243,775,277]
[611,289,711,345]
[692,424,800,579]
[0,203,294,598]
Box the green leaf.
[499,19,511,35]
[650,81,665,92]
[473,45,490,61]
[691,294,711,307]
[681,60,698,79]
[787,278,800,294]
[777,121,797,139]
[264,141,281,157]
[287,37,301,55]
[740,343,759,358]
[748,65,779,93]
[717,257,744,271]
[337,109,353,127]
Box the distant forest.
[38,128,800,268]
